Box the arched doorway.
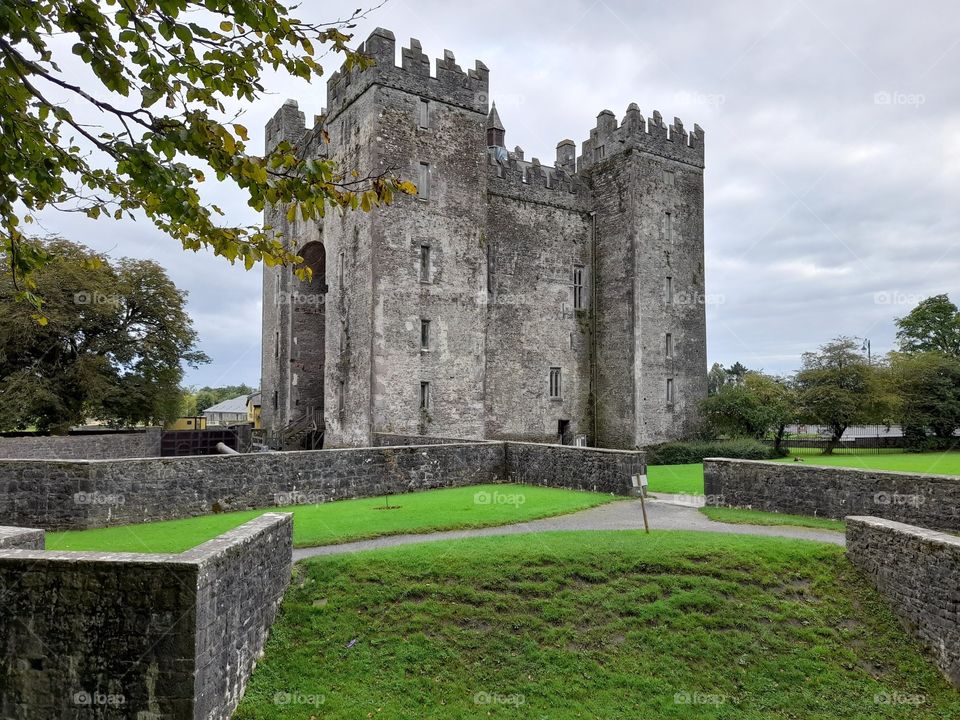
[290,242,326,434]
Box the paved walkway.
[292,494,844,561]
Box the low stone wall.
[0,513,292,719]
[0,526,44,550]
[0,442,507,530]
[846,516,960,687]
[0,427,162,460]
[505,442,645,495]
[703,458,960,531]
[372,432,484,446]
[0,441,645,532]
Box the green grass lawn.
[700,507,846,532]
[649,451,960,497]
[647,463,704,494]
[234,531,960,719]
[44,484,615,554]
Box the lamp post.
[862,338,872,365]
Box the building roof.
[203,394,251,415]
[486,102,504,131]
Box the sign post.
[631,473,650,534]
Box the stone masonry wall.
[0,428,162,460]
[846,516,960,687]
[0,526,44,550]
[0,443,507,530]
[505,442,645,495]
[372,432,485,446]
[0,513,291,719]
[0,441,645,530]
[704,458,960,530]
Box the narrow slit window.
[275,331,280,358]
[418,162,430,200]
[419,244,431,282]
[418,98,430,128]
[665,276,674,304]
[421,319,431,350]
[549,367,562,399]
[666,333,673,358]
[338,381,345,413]
[338,251,345,286]
[420,381,431,410]
[572,265,585,310]
[665,212,672,242]
[666,378,675,405]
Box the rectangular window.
[418,98,430,128]
[665,333,673,358]
[338,380,345,413]
[665,212,672,242]
[419,244,431,283]
[338,251,345,286]
[275,331,280,358]
[420,381,431,410]
[420,319,431,350]
[663,169,675,185]
[418,162,430,200]
[596,145,605,161]
[572,264,585,310]
[272,391,278,411]
[666,378,675,405]
[665,276,674,304]
[549,367,562,399]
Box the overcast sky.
[33,0,960,388]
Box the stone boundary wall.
[0,443,507,530]
[506,442,646,495]
[0,513,292,719]
[0,442,644,531]
[846,516,960,687]
[371,432,486,446]
[703,458,960,531]
[0,427,162,460]
[0,526,44,550]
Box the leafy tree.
[725,362,750,385]
[0,1,415,306]
[701,372,795,450]
[895,294,960,358]
[795,337,892,453]
[707,362,728,396]
[889,351,960,448]
[0,237,207,432]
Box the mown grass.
[235,531,960,719]
[700,507,846,532]
[45,484,615,553]
[647,463,704,494]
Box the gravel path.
[292,494,844,561]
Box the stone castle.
[260,27,707,449]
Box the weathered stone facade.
[0,442,643,530]
[0,428,162,460]
[704,458,960,530]
[846,516,960,687]
[0,513,292,719]
[261,27,708,449]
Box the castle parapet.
[578,103,704,171]
[325,28,489,121]
[486,151,586,211]
[265,99,306,154]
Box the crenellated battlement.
[578,103,704,171]
[325,28,489,122]
[485,151,587,211]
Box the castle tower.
[579,104,708,446]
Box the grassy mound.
[45,484,615,553]
[235,531,959,719]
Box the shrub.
[645,438,783,465]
